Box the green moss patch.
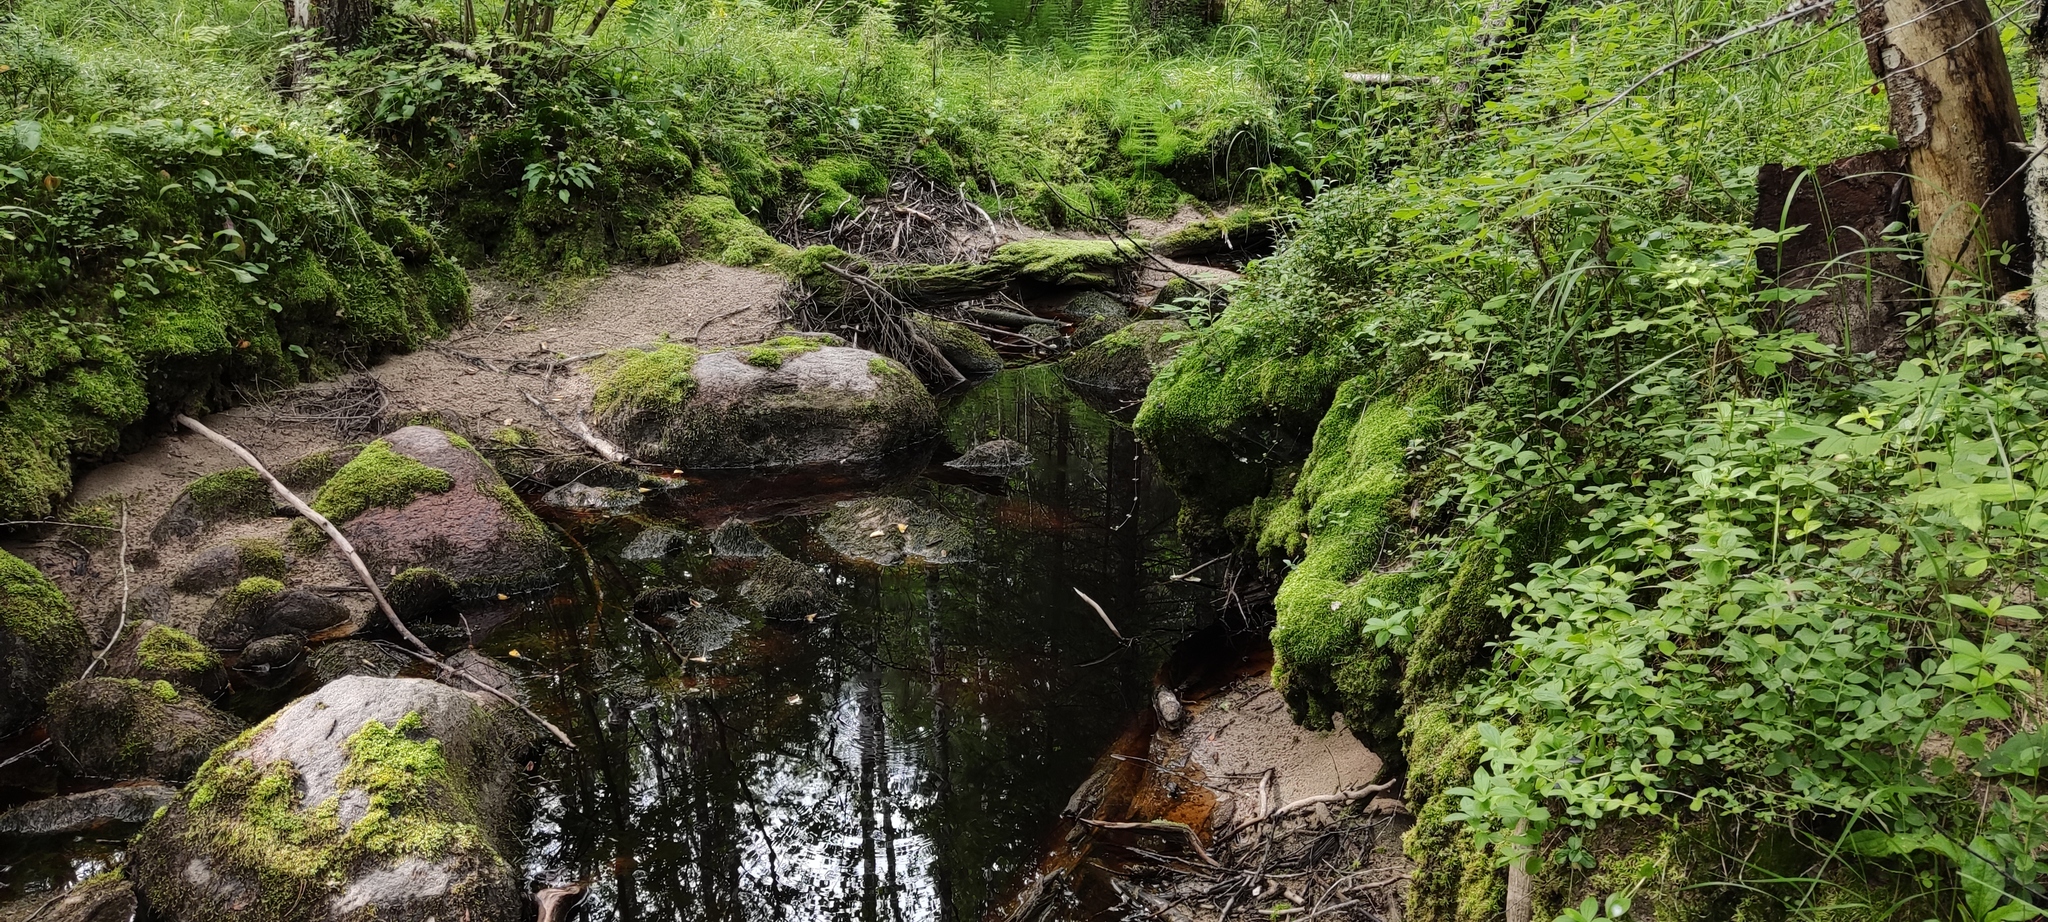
[0,549,86,734]
[743,335,825,369]
[589,344,701,418]
[138,624,223,677]
[310,440,457,525]
[802,157,886,226]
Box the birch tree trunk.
[1855,0,2029,302]
[2027,2,2048,334]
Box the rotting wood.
[1855,0,2030,300]
[171,414,576,749]
[536,884,589,922]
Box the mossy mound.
[310,439,458,525]
[198,576,288,649]
[1059,318,1192,397]
[0,549,87,737]
[1265,380,1442,747]
[100,620,229,697]
[154,469,276,541]
[172,539,290,593]
[802,157,887,227]
[909,314,1003,378]
[131,677,531,922]
[588,341,938,472]
[43,677,240,781]
[324,427,565,599]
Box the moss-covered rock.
[43,677,240,781]
[172,539,290,593]
[0,869,136,922]
[588,341,938,472]
[131,676,532,922]
[1267,380,1442,747]
[910,314,1003,378]
[0,549,88,736]
[802,156,886,226]
[739,554,837,620]
[1401,704,1502,922]
[154,468,276,541]
[1147,208,1288,259]
[101,620,229,696]
[324,427,565,599]
[199,576,288,649]
[1059,318,1192,398]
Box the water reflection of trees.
[515,368,1207,922]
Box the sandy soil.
[6,261,786,646]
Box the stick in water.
[1073,587,1124,641]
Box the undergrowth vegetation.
[1134,0,2048,918]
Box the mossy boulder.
[43,678,240,781]
[131,676,531,922]
[317,427,566,599]
[154,468,276,541]
[198,576,288,648]
[739,555,837,620]
[1059,319,1192,397]
[909,314,1003,379]
[172,539,289,593]
[0,549,87,736]
[587,342,939,472]
[101,620,228,696]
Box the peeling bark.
[1855,0,2029,301]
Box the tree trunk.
[2026,3,2048,335]
[1443,0,1556,128]
[1855,0,2029,302]
[280,0,383,95]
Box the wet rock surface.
[0,784,177,837]
[0,549,88,737]
[945,438,1034,475]
[738,554,836,620]
[329,426,567,599]
[1059,318,1191,397]
[588,343,939,471]
[816,496,975,566]
[131,676,530,922]
[308,639,410,683]
[0,873,135,922]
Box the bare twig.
[1222,781,1398,843]
[81,502,129,680]
[173,414,433,656]
[1075,817,1222,868]
[519,389,632,464]
[1074,587,1125,641]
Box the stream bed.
[489,365,1209,921]
[0,366,1216,920]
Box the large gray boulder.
[132,676,531,922]
[303,426,566,599]
[0,549,86,737]
[586,340,939,470]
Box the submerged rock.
[0,783,177,836]
[309,639,409,683]
[132,676,531,922]
[816,496,975,566]
[1060,319,1192,396]
[237,634,307,688]
[540,480,643,514]
[43,678,239,781]
[739,555,837,620]
[0,549,87,736]
[312,426,566,599]
[0,872,135,922]
[945,438,1034,476]
[708,518,771,558]
[586,340,939,470]
[621,525,686,561]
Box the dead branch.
[1076,817,1222,868]
[1223,781,1398,842]
[1074,587,1125,640]
[81,502,129,679]
[519,389,632,464]
[394,646,576,749]
[1343,72,1439,85]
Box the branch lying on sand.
[1222,779,1399,843]
[519,388,632,464]
[172,413,576,750]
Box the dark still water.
[499,366,1209,922]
